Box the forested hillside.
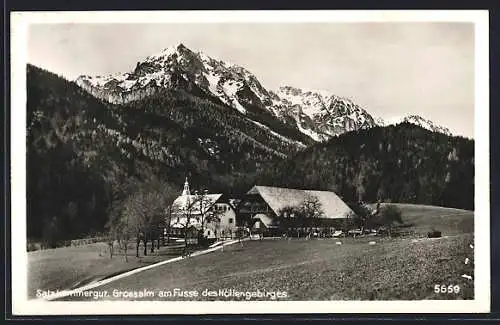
[28,64,112,241]
[255,124,474,210]
[26,63,475,246]
[26,64,304,244]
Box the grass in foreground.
[28,241,184,298]
[30,204,474,300]
[57,233,474,301]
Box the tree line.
[256,124,474,210]
[275,195,404,238]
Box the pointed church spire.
[181,177,191,196]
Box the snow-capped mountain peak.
[75,44,453,143]
[377,114,452,135]
[146,44,183,61]
[272,86,377,140]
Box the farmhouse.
[237,185,354,236]
[167,178,238,239]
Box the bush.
[197,233,216,248]
[373,205,404,237]
[427,229,442,238]
[380,205,403,224]
[27,242,40,252]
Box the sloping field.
[379,203,473,236]
[57,233,474,301]
[31,204,475,300]
[28,241,184,298]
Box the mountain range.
[75,43,452,142]
[26,44,473,245]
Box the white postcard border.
[10,10,490,315]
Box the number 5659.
[434,285,460,294]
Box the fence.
[70,236,109,247]
[27,236,110,251]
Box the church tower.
[181,177,191,196]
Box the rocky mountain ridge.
[76,43,453,142]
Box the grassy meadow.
[28,241,185,298]
[30,203,474,300]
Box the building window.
[229,218,233,224]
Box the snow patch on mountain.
[221,81,246,114]
[204,72,221,96]
[250,120,307,148]
[296,122,327,142]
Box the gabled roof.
[247,186,354,219]
[252,213,278,228]
[171,194,223,214]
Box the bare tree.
[234,226,247,247]
[204,206,225,243]
[120,215,132,262]
[115,210,133,262]
[191,190,227,237]
[346,202,374,235]
[164,204,175,245]
[379,204,403,238]
[145,180,178,250]
[301,194,324,235]
[277,205,303,237]
[116,181,178,257]
[343,211,357,232]
[105,204,121,259]
[121,191,147,257]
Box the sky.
[28,22,475,138]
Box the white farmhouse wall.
[204,203,237,239]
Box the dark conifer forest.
[255,124,474,210]
[26,64,474,244]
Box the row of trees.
[277,194,325,237]
[105,179,232,261]
[276,195,404,238]
[345,202,404,237]
[105,179,177,260]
